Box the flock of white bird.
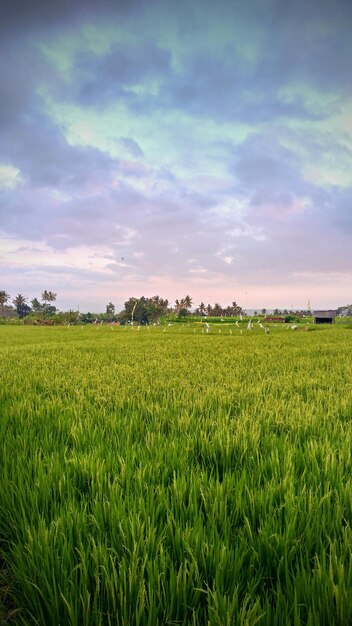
[79,316,303,334]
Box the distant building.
[313,310,337,324]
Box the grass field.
[1,323,352,625]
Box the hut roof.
[313,310,337,318]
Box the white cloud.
[0,164,22,189]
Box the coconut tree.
[41,290,57,315]
[212,302,223,316]
[0,290,10,314]
[41,290,57,309]
[13,293,26,306]
[174,299,181,313]
[41,290,50,306]
[13,293,31,318]
[183,295,193,310]
[231,301,245,316]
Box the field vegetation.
[1,323,352,625]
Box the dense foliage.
[1,324,352,625]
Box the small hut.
[313,310,337,324]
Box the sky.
[1,0,351,312]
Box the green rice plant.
[1,324,352,624]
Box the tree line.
[87,296,247,324]
[2,289,351,324]
[0,290,57,318]
[0,290,246,324]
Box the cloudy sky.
[1,0,351,312]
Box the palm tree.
[13,293,30,318]
[42,290,57,308]
[183,295,193,310]
[174,299,181,313]
[41,290,50,306]
[198,302,206,315]
[0,290,10,314]
[213,302,223,316]
[13,293,26,307]
[231,301,245,316]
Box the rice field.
[1,323,352,625]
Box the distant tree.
[31,298,44,312]
[41,291,57,315]
[41,290,50,306]
[231,301,245,316]
[62,310,80,325]
[118,296,169,325]
[336,304,352,317]
[0,290,10,314]
[195,302,207,315]
[80,312,95,324]
[212,303,223,316]
[13,293,26,307]
[174,299,182,313]
[13,293,31,318]
[150,295,169,318]
[106,302,115,315]
[44,305,57,315]
[42,290,57,306]
[206,303,213,316]
[261,308,267,316]
[183,295,193,310]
